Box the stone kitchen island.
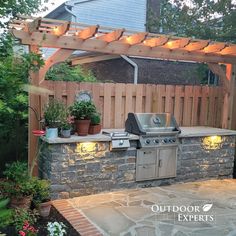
[39,127,236,199]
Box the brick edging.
[52,200,103,236]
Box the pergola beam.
[11,30,236,64]
[71,54,119,65]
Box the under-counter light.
[202,136,222,150]
[76,142,97,153]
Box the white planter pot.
[46,128,58,139]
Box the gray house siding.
[70,0,147,31]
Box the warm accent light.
[202,136,222,150]
[76,142,97,153]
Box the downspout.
[64,3,77,22]
[121,55,138,84]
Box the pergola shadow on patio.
[9,16,236,173]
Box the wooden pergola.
[9,16,236,173]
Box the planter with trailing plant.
[44,99,65,139]
[33,179,51,217]
[70,101,96,136]
[0,162,35,209]
[89,113,102,134]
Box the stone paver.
[54,179,236,236]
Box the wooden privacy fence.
[40,81,224,128]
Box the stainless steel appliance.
[102,131,130,151]
[125,113,181,181]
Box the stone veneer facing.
[39,136,236,199]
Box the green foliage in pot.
[0,161,36,198]
[33,179,51,206]
[44,99,65,128]
[70,101,96,120]
[90,113,101,125]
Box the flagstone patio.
[53,179,236,236]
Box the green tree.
[147,0,236,43]
[46,62,97,82]
[0,0,47,174]
[0,0,48,27]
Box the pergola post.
[29,45,41,175]
[28,48,75,175]
[221,64,236,129]
[227,64,236,129]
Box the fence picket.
[40,82,223,129]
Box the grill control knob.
[145,139,151,145]
[154,139,159,144]
[163,138,168,144]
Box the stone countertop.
[41,127,236,144]
[179,126,236,138]
[41,130,139,144]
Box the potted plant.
[60,122,72,138]
[0,162,35,209]
[60,108,73,138]
[44,99,65,138]
[33,179,51,217]
[88,113,102,134]
[69,101,96,136]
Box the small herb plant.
[47,222,67,236]
[44,99,65,128]
[90,113,101,125]
[70,101,96,120]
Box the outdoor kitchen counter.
[40,127,236,144]
[39,126,236,199]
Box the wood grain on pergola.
[10,16,236,64]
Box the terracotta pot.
[75,120,91,136]
[39,201,51,217]
[88,124,102,135]
[10,196,32,209]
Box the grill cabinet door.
[158,147,177,178]
[136,149,157,181]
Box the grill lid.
[125,113,181,135]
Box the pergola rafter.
[10,16,236,64]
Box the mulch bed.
[0,206,80,236]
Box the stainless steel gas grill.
[125,113,181,181]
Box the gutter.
[121,55,139,84]
[64,3,77,22]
